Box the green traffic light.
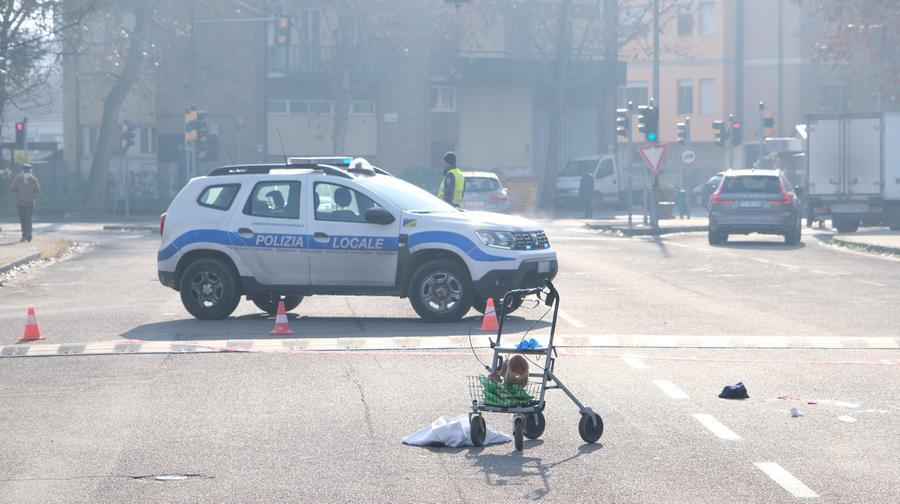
[647,132,657,141]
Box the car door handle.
[314,232,330,242]
[238,227,254,238]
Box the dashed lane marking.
[692,414,741,441]
[621,355,649,369]
[754,462,819,498]
[2,335,899,358]
[653,380,689,400]
[557,310,586,329]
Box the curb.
[102,225,158,232]
[586,223,708,236]
[830,237,900,256]
[0,252,41,275]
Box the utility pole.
[652,0,660,105]
[758,101,765,159]
[734,0,744,168]
[879,25,886,114]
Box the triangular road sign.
[638,143,669,174]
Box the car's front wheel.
[409,259,473,322]
[179,258,242,320]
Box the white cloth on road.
[402,414,511,447]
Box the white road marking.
[557,310,586,328]
[859,279,887,287]
[653,380,689,400]
[754,462,819,498]
[621,355,649,369]
[809,269,839,277]
[691,413,741,440]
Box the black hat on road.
[718,381,749,400]
[443,151,456,167]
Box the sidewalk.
[584,212,708,236]
[831,230,900,255]
[0,226,74,274]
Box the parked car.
[694,172,724,209]
[461,171,510,212]
[708,169,802,245]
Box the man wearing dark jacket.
[9,164,41,242]
[578,166,594,218]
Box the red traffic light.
[731,122,742,129]
[16,122,24,131]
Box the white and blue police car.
[157,157,558,322]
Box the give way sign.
[638,143,669,175]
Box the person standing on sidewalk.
[9,164,41,242]
[578,166,594,219]
[437,151,465,208]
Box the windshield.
[722,175,782,193]
[465,177,501,193]
[368,175,458,213]
[561,160,597,177]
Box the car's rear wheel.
[784,222,802,245]
[179,258,241,320]
[833,218,859,233]
[409,259,473,322]
[251,294,303,316]
[708,230,724,245]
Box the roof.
[462,171,499,179]
[725,168,782,177]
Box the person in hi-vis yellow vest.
[437,151,465,207]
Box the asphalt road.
[1,221,898,503]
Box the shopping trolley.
[468,280,603,450]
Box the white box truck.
[556,155,628,208]
[806,113,900,232]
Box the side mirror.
[364,207,395,225]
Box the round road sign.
[680,149,696,165]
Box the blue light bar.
[287,156,353,167]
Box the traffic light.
[676,117,691,145]
[616,108,630,138]
[196,111,210,160]
[14,119,26,148]
[184,107,198,145]
[276,16,291,46]
[713,120,728,147]
[729,114,743,146]
[119,121,135,153]
[763,109,775,137]
[637,104,659,143]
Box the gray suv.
[708,169,802,245]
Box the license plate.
[831,203,868,213]
[739,200,763,208]
[538,261,551,274]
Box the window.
[561,160,597,177]
[431,86,456,112]
[699,2,716,36]
[464,177,501,193]
[290,101,309,114]
[309,101,333,114]
[267,100,288,114]
[245,181,301,219]
[140,127,157,155]
[677,80,693,114]
[197,184,240,210]
[677,4,694,36]
[617,81,649,108]
[351,101,375,115]
[314,182,381,223]
[596,159,615,179]
[722,175,781,194]
[699,79,716,115]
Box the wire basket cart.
[468,280,603,450]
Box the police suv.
[157,157,558,322]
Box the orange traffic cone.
[269,299,294,335]
[20,306,45,341]
[480,298,499,332]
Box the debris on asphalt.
[719,381,749,399]
[791,407,804,418]
[838,415,858,423]
[402,414,511,447]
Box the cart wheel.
[578,412,604,444]
[470,415,486,447]
[513,416,525,450]
[525,412,545,440]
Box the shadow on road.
[120,314,551,341]
[715,239,807,251]
[463,442,603,499]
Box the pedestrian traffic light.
[616,108,630,138]
[712,120,727,147]
[14,119,26,148]
[677,117,691,145]
[196,111,210,160]
[276,16,291,46]
[119,121,135,153]
[730,114,743,146]
[763,109,775,137]
[637,105,659,143]
[184,107,198,145]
